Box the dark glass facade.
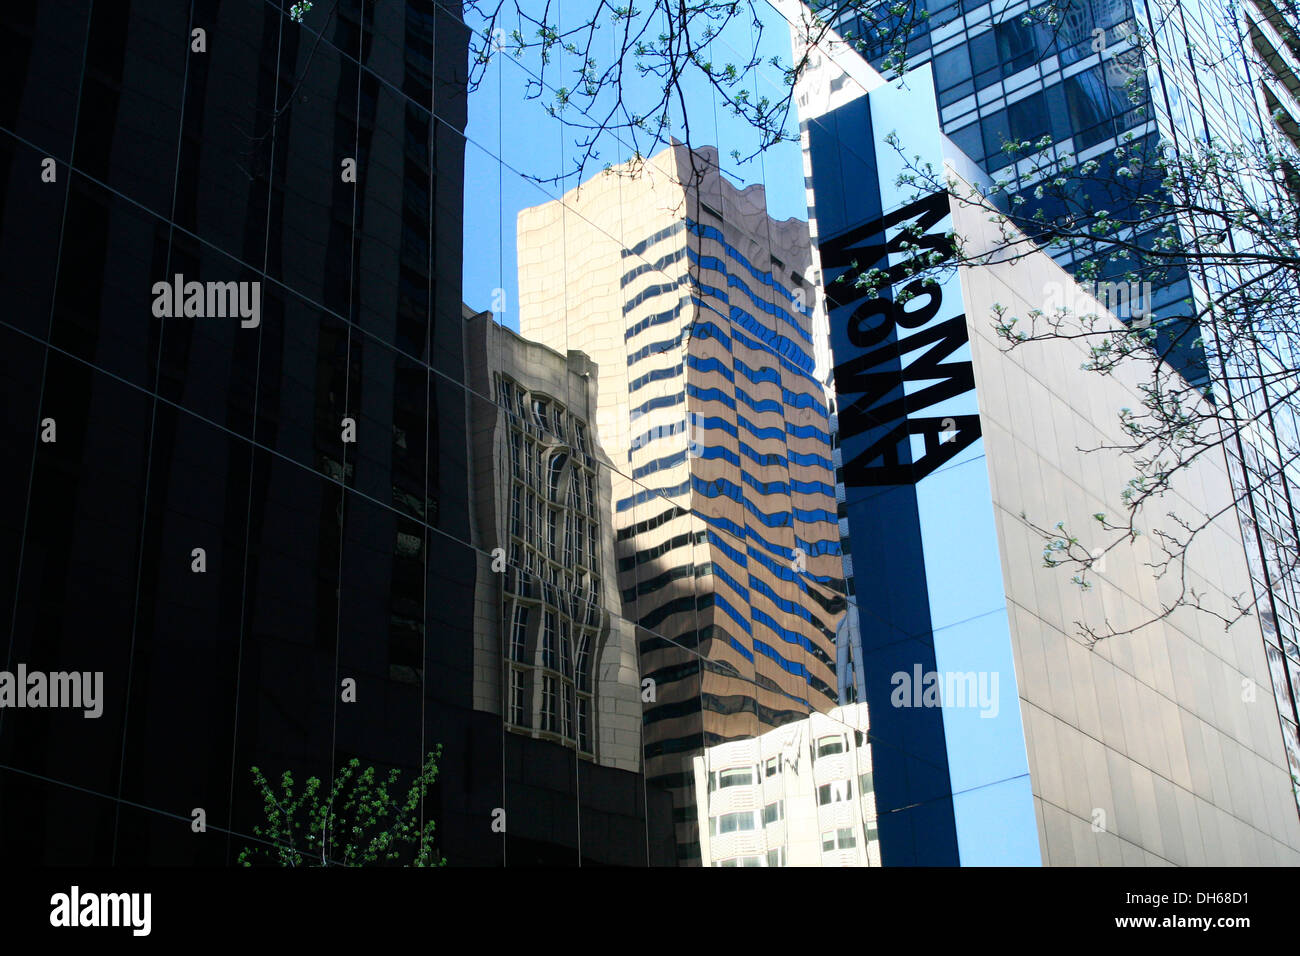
[0,0,667,865]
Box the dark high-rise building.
[1,0,671,867]
[0,0,508,865]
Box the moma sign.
[818,189,980,487]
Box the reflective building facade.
[6,0,1298,870]
[0,0,673,866]
[793,5,1300,863]
[0,0,509,864]
[814,0,1300,814]
[515,143,853,863]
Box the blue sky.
[459,0,810,331]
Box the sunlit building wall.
[808,0,1300,810]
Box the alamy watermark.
[151,274,261,328]
[50,886,150,936]
[890,665,1000,718]
[0,664,103,718]
[1043,279,1154,328]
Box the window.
[948,122,985,165]
[541,676,558,732]
[980,108,1014,170]
[547,452,568,500]
[510,605,529,662]
[1008,91,1050,147]
[547,509,558,561]
[583,578,600,626]
[762,801,784,825]
[994,17,1041,76]
[541,611,557,670]
[577,695,591,752]
[932,46,973,106]
[969,29,1000,90]
[559,620,572,677]
[509,668,527,726]
[765,848,785,867]
[822,829,856,852]
[718,768,753,789]
[818,780,852,805]
[562,687,573,739]
[764,756,779,777]
[1062,65,1139,149]
[859,771,874,794]
[509,430,522,476]
[575,634,592,692]
[817,735,845,757]
[717,811,756,834]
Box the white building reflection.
[694,703,880,866]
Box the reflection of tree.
[890,9,1300,662]
[459,0,936,191]
[1056,0,1129,47]
[232,0,342,182]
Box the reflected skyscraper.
[516,142,849,863]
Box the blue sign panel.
[808,72,1038,865]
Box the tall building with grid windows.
[516,142,851,864]
[0,0,496,863]
[781,0,1300,864]
[810,0,1227,399]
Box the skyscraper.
[789,4,1300,864]
[516,142,851,863]
[0,0,499,865]
[810,0,1300,823]
[693,702,879,866]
